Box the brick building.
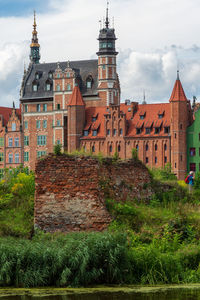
[0,9,194,180]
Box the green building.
[187,109,200,173]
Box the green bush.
[54,144,62,155]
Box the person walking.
[188,171,194,193]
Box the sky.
[1,0,200,107]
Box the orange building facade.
[0,10,193,180]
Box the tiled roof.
[169,78,187,102]
[68,85,85,106]
[0,107,21,126]
[82,102,171,139]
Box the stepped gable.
[68,85,85,106]
[169,77,187,102]
[0,107,21,126]
[21,60,98,100]
[82,103,170,139]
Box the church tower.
[30,11,40,64]
[170,71,189,180]
[97,3,120,106]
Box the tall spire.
[105,1,109,28]
[169,72,187,102]
[30,11,40,64]
[177,70,179,80]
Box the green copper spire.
[30,11,40,64]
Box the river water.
[2,289,200,300]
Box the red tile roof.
[68,85,85,106]
[82,102,171,140]
[169,79,187,102]
[0,107,21,126]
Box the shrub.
[131,148,138,160]
[54,144,62,155]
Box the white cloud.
[1,0,200,106]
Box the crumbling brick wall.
[35,154,153,233]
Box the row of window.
[24,103,62,113]
[0,150,47,164]
[24,103,47,113]
[36,120,47,129]
[33,83,52,92]
[35,72,53,80]
[145,144,167,151]
[136,127,170,135]
[90,144,121,153]
[84,128,123,137]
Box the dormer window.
[35,73,39,80]
[46,83,51,91]
[48,72,53,79]
[86,75,93,89]
[158,110,165,119]
[155,127,160,134]
[92,114,98,122]
[136,128,142,134]
[92,130,97,136]
[158,114,163,119]
[33,84,38,92]
[139,111,146,120]
[84,130,88,136]
[164,126,170,134]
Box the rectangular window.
[190,163,196,172]
[190,147,196,156]
[0,152,3,162]
[119,128,123,136]
[8,138,13,147]
[37,151,46,158]
[43,120,47,129]
[57,104,61,110]
[37,104,41,112]
[155,127,160,134]
[84,130,88,136]
[37,135,47,146]
[164,156,167,163]
[164,127,170,134]
[8,153,13,163]
[92,130,97,136]
[43,104,47,112]
[12,123,16,131]
[102,65,106,70]
[146,157,149,164]
[107,129,110,136]
[145,128,151,134]
[140,115,145,120]
[57,120,61,126]
[36,120,40,129]
[24,104,28,113]
[0,137,4,147]
[113,129,117,136]
[24,121,28,129]
[24,152,29,162]
[136,128,141,134]
[155,157,157,164]
[15,137,19,147]
[24,136,29,146]
[15,153,19,163]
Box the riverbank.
[2,285,200,297]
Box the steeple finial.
[177,70,179,80]
[105,1,109,28]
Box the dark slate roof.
[21,59,98,100]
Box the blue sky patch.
[0,0,50,17]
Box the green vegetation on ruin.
[1,158,200,287]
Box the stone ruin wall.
[34,154,153,233]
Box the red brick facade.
[0,12,193,180]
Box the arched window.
[118,145,121,152]
[164,144,167,151]
[136,145,139,151]
[92,145,95,153]
[155,144,158,151]
[146,144,148,151]
[109,145,112,153]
